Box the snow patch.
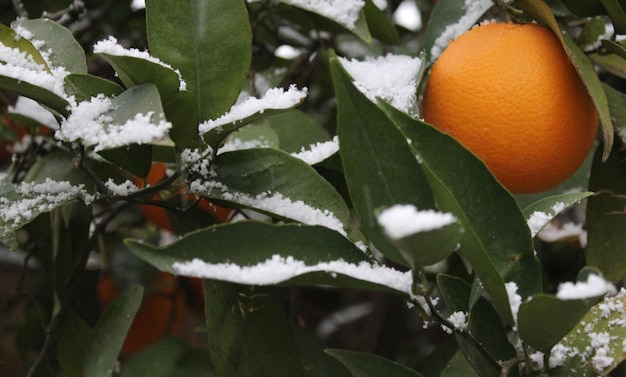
[556,274,616,300]
[290,136,339,165]
[283,0,365,30]
[377,204,456,239]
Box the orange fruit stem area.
[421,22,599,194]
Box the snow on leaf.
[377,204,456,239]
[290,135,339,165]
[198,85,308,134]
[338,54,422,115]
[8,96,59,129]
[556,274,616,301]
[281,0,365,30]
[0,178,96,249]
[172,254,412,295]
[93,36,187,91]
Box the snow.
[218,137,273,154]
[173,254,412,294]
[8,96,59,130]
[290,136,339,165]
[283,0,365,30]
[441,311,468,334]
[55,94,172,151]
[130,0,145,11]
[539,222,587,247]
[198,85,308,134]
[526,202,568,237]
[505,281,522,326]
[338,54,422,114]
[190,179,346,236]
[556,274,616,300]
[104,179,140,196]
[429,0,492,61]
[394,0,422,31]
[93,36,186,91]
[317,301,373,339]
[377,204,456,239]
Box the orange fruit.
[134,162,235,231]
[97,272,185,356]
[421,22,598,194]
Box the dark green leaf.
[586,137,626,281]
[421,0,493,63]
[576,17,609,49]
[204,148,350,230]
[380,102,541,325]
[164,90,199,151]
[146,0,252,120]
[330,58,434,266]
[13,18,87,74]
[56,311,92,377]
[518,294,598,352]
[560,0,607,16]
[604,83,626,144]
[601,39,626,59]
[439,351,479,377]
[0,75,69,117]
[98,53,181,102]
[204,282,305,377]
[414,342,460,377]
[292,326,353,377]
[98,144,153,178]
[264,110,331,154]
[126,222,412,295]
[325,349,424,377]
[600,0,626,34]
[363,0,400,44]
[589,51,626,79]
[82,284,143,377]
[63,73,124,102]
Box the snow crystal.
[539,222,587,247]
[284,0,365,30]
[93,36,186,91]
[290,136,339,165]
[172,254,413,294]
[8,96,58,130]
[556,274,616,300]
[527,210,551,237]
[338,54,422,114]
[377,204,456,239]
[55,94,172,151]
[181,148,214,177]
[198,85,307,134]
[429,0,492,61]
[549,344,573,368]
[190,180,346,236]
[441,311,468,334]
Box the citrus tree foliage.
[2,0,626,376]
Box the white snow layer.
[283,0,365,30]
[377,204,456,239]
[556,274,616,300]
[339,54,422,114]
[173,254,413,294]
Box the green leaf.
[63,73,124,102]
[380,102,541,325]
[421,0,493,63]
[201,148,350,231]
[0,22,50,70]
[118,338,214,377]
[146,0,252,120]
[98,145,153,178]
[82,284,144,377]
[223,124,280,150]
[330,58,434,266]
[549,290,626,376]
[576,17,608,49]
[518,294,598,353]
[325,349,424,377]
[363,0,400,44]
[604,83,626,144]
[264,110,331,154]
[601,39,626,59]
[291,326,353,377]
[56,311,92,377]
[589,51,626,79]
[98,53,181,103]
[523,191,593,237]
[0,74,69,117]
[439,351,480,377]
[204,282,305,377]
[600,0,626,34]
[163,90,199,151]
[560,0,606,16]
[563,35,613,161]
[586,137,626,282]
[126,222,412,295]
[13,18,87,74]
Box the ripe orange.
[134,162,235,231]
[421,22,599,194]
[97,272,186,356]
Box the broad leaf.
[146,0,252,120]
[518,294,598,353]
[523,191,593,237]
[421,0,493,63]
[204,282,305,377]
[599,0,626,34]
[64,73,124,102]
[0,75,69,117]
[82,285,143,377]
[380,102,542,325]
[263,110,332,154]
[0,22,49,69]
[126,222,413,295]
[13,18,87,74]
[586,138,626,282]
[330,58,434,266]
[326,349,424,377]
[363,0,400,44]
[292,326,353,377]
[604,83,626,144]
[163,90,199,151]
[198,148,350,234]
